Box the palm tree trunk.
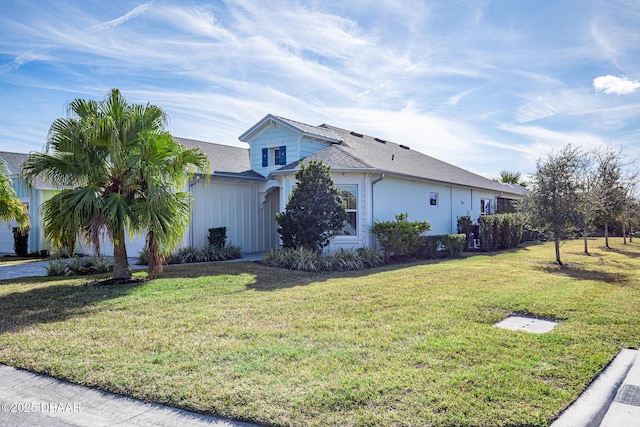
[112,229,131,280]
[146,230,163,278]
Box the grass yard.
[0,238,639,426]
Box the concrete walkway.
[551,347,640,427]
[0,364,257,427]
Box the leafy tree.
[24,89,208,279]
[523,145,582,265]
[575,150,598,255]
[593,148,627,249]
[0,159,29,228]
[494,170,527,188]
[276,160,347,251]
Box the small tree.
[276,161,347,251]
[523,145,582,265]
[593,148,627,249]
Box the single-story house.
[183,114,527,253]
[1,114,527,256]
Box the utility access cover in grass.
[494,315,558,333]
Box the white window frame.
[480,198,491,215]
[429,192,438,206]
[336,184,358,236]
[273,148,281,166]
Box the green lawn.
[1,238,639,426]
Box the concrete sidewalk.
[551,347,640,427]
[0,365,257,427]
[0,253,262,281]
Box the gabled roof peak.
[239,114,342,144]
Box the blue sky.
[1,0,639,179]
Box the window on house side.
[336,185,357,236]
[481,198,491,215]
[430,192,438,206]
[274,148,281,165]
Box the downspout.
[370,173,385,248]
[188,174,202,247]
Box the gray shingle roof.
[0,151,28,176]
[174,137,264,180]
[273,121,525,196]
[273,116,342,142]
[0,150,56,189]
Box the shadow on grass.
[0,278,142,334]
[602,245,640,259]
[533,263,632,285]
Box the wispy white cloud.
[86,1,153,32]
[1,0,640,179]
[593,75,640,95]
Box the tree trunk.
[112,229,131,280]
[146,230,163,279]
[554,236,563,265]
[622,220,627,245]
[604,221,610,249]
[582,215,589,255]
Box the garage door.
[0,222,15,254]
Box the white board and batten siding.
[189,177,267,253]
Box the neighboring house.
[0,151,57,254]
[0,114,527,255]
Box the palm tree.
[0,159,28,227]
[494,170,527,188]
[24,89,208,279]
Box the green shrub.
[371,213,431,259]
[276,161,347,251]
[419,234,466,259]
[46,259,68,276]
[207,227,227,248]
[140,244,242,265]
[46,256,114,276]
[12,227,29,257]
[263,247,384,271]
[457,216,474,249]
[479,213,524,251]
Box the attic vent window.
[399,144,410,150]
[374,138,386,143]
[350,131,364,138]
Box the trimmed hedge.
[418,234,466,259]
[478,213,524,251]
[370,213,430,259]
